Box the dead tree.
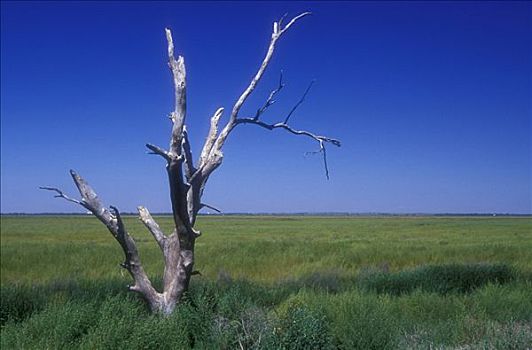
[41,13,340,315]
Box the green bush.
[211,306,276,349]
[1,300,99,349]
[283,270,345,293]
[78,294,148,349]
[357,263,517,295]
[1,269,530,349]
[480,321,532,350]
[326,294,399,350]
[471,281,532,322]
[275,297,333,350]
[0,284,47,327]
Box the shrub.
[275,297,333,350]
[1,300,99,349]
[0,284,47,327]
[327,294,399,350]
[357,263,516,295]
[211,306,276,349]
[78,294,147,349]
[283,270,345,293]
[480,321,532,349]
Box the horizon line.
[1,212,531,217]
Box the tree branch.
[235,118,340,179]
[321,141,330,180]
[41,14,339,315]
[230,73,336,179]
[254,70,285,120]
[146,143,172,162]
[138,206,167,251]
[69,169,115,224]
[200,13,311,181]
[235,118,340,147]
[188,107,222,223]
[279,11,311,35]
[228,12,310,123]
[109,206,132,265]
[165,28,187,157]
[41,171,162,310]
[200,203,222,213]
[305,140,331,179]
[39,187,83,206]
[199,107,224,169]
[163,28,195,234]
[181,126,196,180]
[284,80,314,124]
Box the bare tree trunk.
[41,13,340,315]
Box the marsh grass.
[356,263,517,295]
[1,215,531,348]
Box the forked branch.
[40,171,162,311]
[205,12,311,160]
[254,70,285,120]
[41,13,340,316]
[235,117,340,179]
[228,12,311,124]
[198,13,332,181]
[38,186,82,206]
[149,28,196,233]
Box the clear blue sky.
[1,1,530,214]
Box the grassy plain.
[1,215,531,349]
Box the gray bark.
[41,12,340,315]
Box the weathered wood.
[138,206,167,251]
[41,13,340,315]
[42,172,164,313]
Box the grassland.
[1,215,531,349]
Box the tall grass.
[1,215,531,348]
[356,263,517,295]
[2,274,531,349]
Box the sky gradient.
[1,1,531,214]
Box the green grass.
[1,215,531,349]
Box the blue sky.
[1,1,530,214]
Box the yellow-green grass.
[1,215,531,349]
[2,215,531,284]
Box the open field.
[1,215,531,349]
